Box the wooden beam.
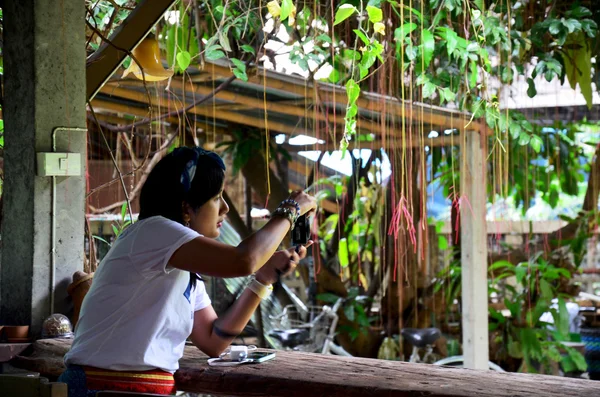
[96,86,315,136]
[194,62,484,132]
[15,339,600,397]
[100,84,478,148]
[460,129,489,370]
[281,134,469,151]
[86,0,177,100]
[165,80,388,135]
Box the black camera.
[292,214,311,245]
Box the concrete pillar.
[2,0,86,333]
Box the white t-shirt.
[65,216,211,373]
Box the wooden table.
[12,339,600,397]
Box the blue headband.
[174,147,226,192]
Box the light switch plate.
[37,153,82,176]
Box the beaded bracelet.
[272,207,296,228]
[279,199,301,217]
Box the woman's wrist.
[253,272,273,286]
[247,276,273,299]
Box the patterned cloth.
[58,365,176,396]
[174,147,226,192]
[582,327,600,380]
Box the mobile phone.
[246,351,276,363]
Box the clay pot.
[5,325,29,342]
[67,271,94,326]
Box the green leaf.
[561,355,577,373]
[508,121,522,140]
[526,78,537,97]
[582,19,597,37]
[280,0,294,21]
[438,235,448,250]
[338,238,349,267]
[241,45,256,55]
[360,52,377,71]
[231,58,246,73]
[344,304,356,321]
[346,79,360,103]
[530,135,543,153]
[317,292,341,303]
[353,29,370,46]
[205,45,226,61]
[568,347,588,371]
[423,81,436,98]
[176,51,191,71]
[518,132,531,146]
[394,23,417,41]
[508,340,523,358]
[358,65,369,80]
[218,30,232,52]
[334,4,357,26]
[233,68,248,81]
[120,202,128,221]
[92,235,111,247]
[549,20,562,35]
[443,29,458,57]
[489,260,515,272]
[557,299,570,337]
[567,6,592,19]
[539,279,553,300]
[317,34,333,43]
[441,87,456,102]
[166,23,176,68]
[562,18,582,34]
[505,299,522,319]
[469,61,478,88]
[366,5,382,23]
[515,265,528,284]
[421,29,435,68]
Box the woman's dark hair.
[139,147,226,223]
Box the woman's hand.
[286,191,317,216]
[255,242,313,285]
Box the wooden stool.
[0,374,67,397]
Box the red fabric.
[83,366,176,395]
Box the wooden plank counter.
[12,339,600,397]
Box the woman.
[59,147,316,396]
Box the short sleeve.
[194,280,212,311]
[128,216,201,278]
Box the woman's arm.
[169,192,315,277]
[190,245,307,357]
[189,289,262,358]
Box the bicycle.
[268,297,352,356]
[400,327,505,371]
[268,296,504,371]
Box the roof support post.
[460,129,489,369]
[2,0,87,331]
